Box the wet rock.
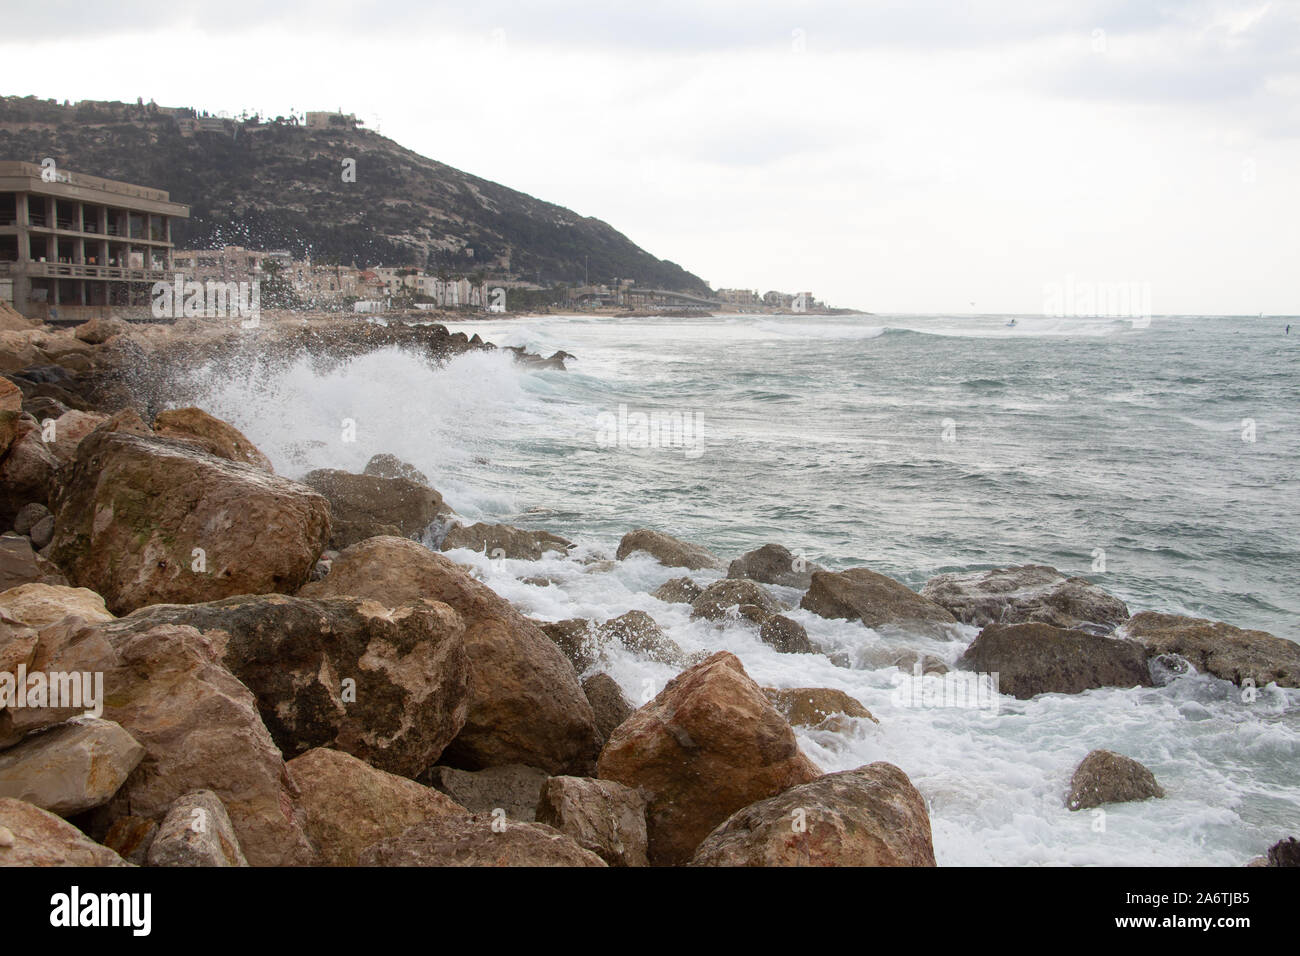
[287,747,466,866]
[892,651,949,675]
[596,610,684,664]
[301,468,451,550]
[363,453,430,485]
[802,568,959,639]
[763,687,878,728]
[957,622,1151,699]
[691,578,782,624]
[0,797,129,866]
[1267,837,1300,867]
[73,316,131,344]
[359,814,606,866]
[0,718,144,816]
[539,618,601,673]
[1066,750,1165,811]
[583,673,634,741]
[535,775,648,867]
[152,406,274,472]
[301,536,601,775]
[690,762,936,867]
[651,576,703,604]
[921,565,1130,635]
[426,764,550,822]
[596,651,821,866]
[48,431,331,615]
[615,529,724,571]
[727,543,824,589]
[1122,612,1300,688]
[441,521,572,560]
[759,614,814,653]
[147,790,248,867]
[43,410,108,465]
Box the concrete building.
[0,161,189,319]
[172,245,267,284]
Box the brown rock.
[727,543,825,589]
[957,621,1153,699]
[301,536,601,775]
[302,468,451,549]
[102,816,157,865]
[1122,612,1300,688]
[651,576,703,604]
[691,578,782,624]
[426,763,550,821]
[441,522,572,560]
[1066,749,1165,811]
[759,614,814,653]
[73,316,131,344]
[146,789,249,866]
[0,536,68,591]
[363,453,429,484]
[763,687,878,728]
[539,618,600,672]
[0,797,129,866]
[152,407,274,472]
[535,775,648,866]
[583,673,633,741]
[921,565,1130,635]
[0,583,113,628]
[44,409,108,465]
[615,529,724,571]
[358,814,606,866]
[802,568,959,639]
[0,378,21,413]
[596,651,821,865]
[0,718,145,816]
[596,610,684,664]
[288,747,466,866]
[48,431,331,615]
[690,762,936,867]
[0,415,56,528]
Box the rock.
[1267,837,1300,867]
[539,618,601,672]
[0,797,129,866]
[759,614,814,653]
[0,535,67,590]
[957,621,1154,699]
[301,536,601,775]
[102,816,157,865]
[152,407,274,472]
[147,790,248,866]
[596,651,821,865]
[358,814,606,867]
[651,576,703,604]
[301,468,451,550]
[921,565,1130,635]
[426,764,550,821]
[27,516,53,550]
[0,583,113,628]
[48,431,331,615]
[893,651,950,675]
[1122,612,1300,688]
[691,578,782,624]
[0,414,57,528]
[583,673,633,741]
[690,762,936,867]
[802,568,959,639]
[22,397,68,422]
[763,687,878,728]
[119,594,470,778]
[0,719,144,816]
[615,529,724,571]
[287,747,466,866]
[55,619,315,866]
[73,316,131,344]
[441,522,572,560]
[43,409,108,465]
[596,610,684,664]
[535,775,648,866]
[363,453,429,485]
[97,407,152,437]
[11,502,49,536]
[727,543,824,589]
[0,378,21,413]
[1066,750,1165,811]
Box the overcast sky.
[5,0,1298,313]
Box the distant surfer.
[1287,324,1291,335]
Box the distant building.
[172,245,267,283]
[716,288,760,306]
[0,160,189,319]
[305,111,358,130]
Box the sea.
[179,311,1300,866]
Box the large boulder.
[0,414,57,528]
[1121,612,1300,688]
[957,622,1151,699]
[287,747,466,866]
[691,578,782,624]
[41,409,108,465]
[48,431,331,615]
[802,568,959,639]
[0,797,129,866]
[539,618,601,673]
[921,565,1130,635]
[535,775,648,867]
[583,673,633,741]
[441,522,572,560]
[425,764,550,822]
[363,453,429,485]
[595,610,685,664]
[690,762,936,867]
[0,536,67,591]
[40,618,314,866]
[0,583,113,628]
[727,543,824,589]
[759,614,814,653]
[596,651,821,866]
[763,687,878,729]
[146,790,249,867]
[301,536,601,775]
[301,468,451,550]
[0,377,21,412]
[151,407,274,472]
[0,718,144,816]
[651,576,703,604]
[615,529,724,571]
[73,316,130,344]
[120,594,470,778]
[1066,750,1165,811]
[358,814,606,867]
